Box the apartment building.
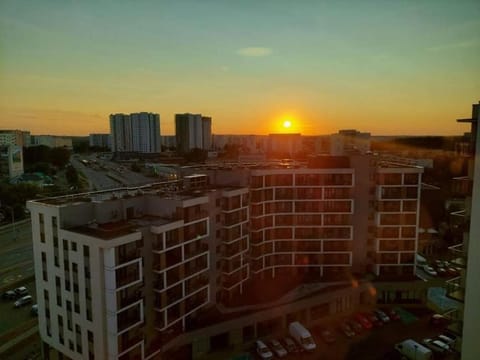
[28,154,423,359]
[175,113,212,153]
[110,112,161,153]
[0,129,31,147]
[444,102,480,360]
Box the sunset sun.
[283,120,292,128]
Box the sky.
[0,0,479,136]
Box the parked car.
[319,329,336,344]
[31,304,38,316]
[281,337,300,353]
[447,267,459,277]
[374,309,390,323]
[14,286,28,297]
[366,312,383,327]
[347,319,363,333]
[422,338,450,354]
[2,290,17,300]
[395,339,433,360]
[255,340,273,360]
[339,322,355,338]
[386,308,400,321]
[354,313,373,329]
[423,265,438,276]
[429,314,450,327]
[269,339,287,358]
[14,295,33,308]
[437,334,455,346]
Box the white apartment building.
[28,154,423,359]
[110,113,161,153]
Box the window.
[41,252,48,281]
[71,242,77,251]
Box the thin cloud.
[426,40,478,52]
[236,47,272,57]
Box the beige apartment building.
[28,154,423,359]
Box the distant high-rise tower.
[109,112,161,153]
[175,113,212,153]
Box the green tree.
[65,165,79,185]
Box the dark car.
[386,308,400,321]
[373,309,390,323]
[347,320,363,333]
[429,314,450,327]
[281,337,301,353]
[2,290,17,300]
[339,322,355,338]
[367,312,383,327]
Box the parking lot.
[242,307,457,360]
[0,279,37,334]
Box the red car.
[386,308,400,321]
[354,313,373,329]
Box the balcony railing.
[445,276,465,303]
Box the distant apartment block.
[89,133,111,149]
[0,129,31,147]
[28,153,423,359]
[110,112,161,153]
[175,113,212,153]
[32,135,73,149]
[267,133,302,157]
[212,134,267,154]
[161,135,176,149]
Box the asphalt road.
[0,221,34,289]
[0,278,37,334]
[71,154,155,190]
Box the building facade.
[0,129,31,147]
[0,144,24,179]
[28,154,423,359]
[110,113,161,153]
[175,114,212,153]
[444,102,480,360]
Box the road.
[0,221,34,288]
[71,154,155,191]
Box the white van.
[255,340,273,360]
[288,321,316,352]
[395,339,433,360]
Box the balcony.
[445,276,465,303]
[117,288,143,310]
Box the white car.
[423,265,438,276]
[14,295,33,308]
[255,340,273,360]
[423,338,450,353]
[269,339,287,358]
